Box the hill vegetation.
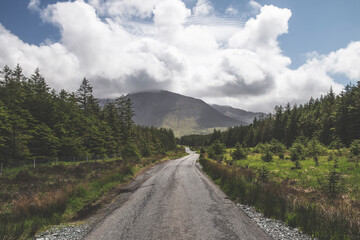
[0,65,177,164]
[180,83,360,148]
[0,64,183,239]
[185,82,360,239]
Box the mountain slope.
[211,104,266,125]
[127,90,243,136]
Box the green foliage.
[294,160,302,169]
[258,166,269,182]
[208,140,226,161]
[290,142,306,161]
[323,160,344,199]
[183,83,360,153]
[200,158,359,240]
[231,142,247,160]
[0,65,177,164]
[349,139,360,156]
[121,141,141,163]
[269,139,286,156]
[261,150,273,162]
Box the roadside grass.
[0,148,186,240]
[200,153,360,240]
[225,149,360,200]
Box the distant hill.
[99,90,263,137]
[211,104,266,125]
[127,90,244,136]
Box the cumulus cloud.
[193,0,214,16]
[0,0,357,112]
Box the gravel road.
[84,149,272,240]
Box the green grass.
[0,148,187,240]
[224,149,360,200]
[200,155,360,240]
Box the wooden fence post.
[33,159,36,169]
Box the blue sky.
[1,0,360,71]
[0,0,359,111]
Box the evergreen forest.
[0,65,177,164]
[180,82,360,148]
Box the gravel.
[34,224,90,240]
[236,203,316,240]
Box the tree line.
[180,82,360,148]
[0,65,176,163]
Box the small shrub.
[231,142,247,160]
[261,150,273,162]
[269,139,286,156]
[208,140,226,161]
[258,166,269,182]
[324,162,343,199]
[313,155,319,166]
[329,138,345,150]
[349,139,360,156]
[290,142,306,161]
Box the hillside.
[100,90,267,137]
[211,104,266,125]
[127,90,244,137]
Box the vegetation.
[0,65,177,163]
[199,153,359,240]
[180,84,360,148]
[0,64,182,239]
[0,148,185,240]
[184,83,360,239]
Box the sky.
[0,0,360,112]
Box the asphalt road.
[85,149,272,240]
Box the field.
[0,148,186,240]
[224,149,360,200]
[200,146,360,240]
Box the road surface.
[85,148,272,240]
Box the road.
[84,148,272,240]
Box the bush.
[208,140,226,161]
[269,139,286,156]
[349,139,360,156]
[261,150,273,162]
[329,138,345,150]
[253,143,269,154]
[121,141,141,163]
[290,142,306,162]
[307,139,326,157]
[231,142,247,160]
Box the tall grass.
[200,156,359,240]
[0,164,133,240]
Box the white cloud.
[225,6,238,16]
[249,0,261,12]
[0,0,358,112]
[28,0,41,12]
[193,0,214,16]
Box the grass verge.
[199,155,360,240]
[0,148,187,240]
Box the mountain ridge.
[99,90,265,137]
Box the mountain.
[99,90,263,137]
[127,90,244,137]
[211,104,266,125]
